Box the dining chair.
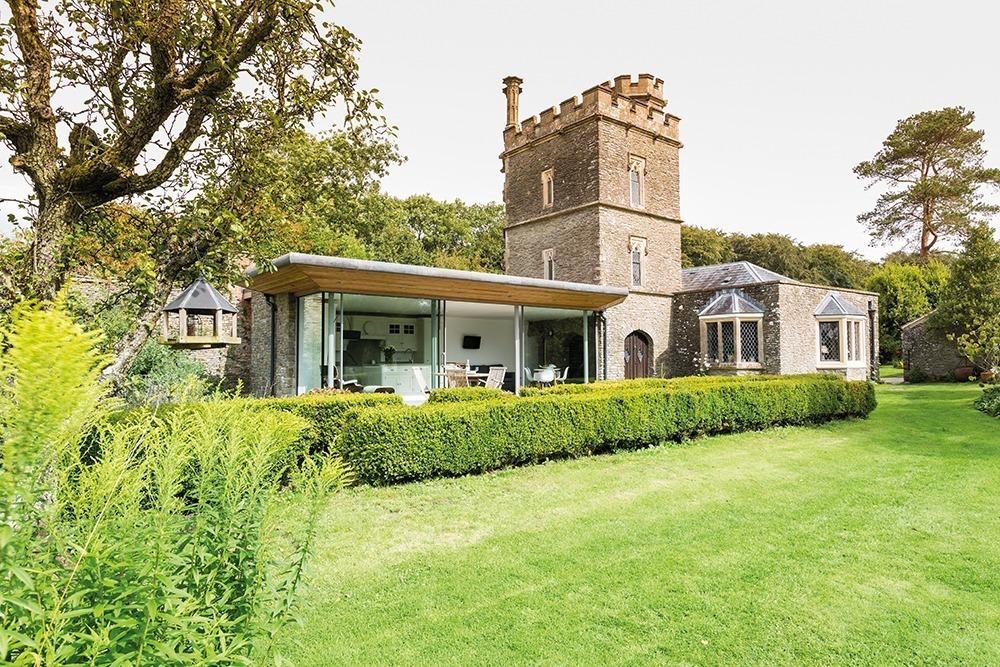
[480,366,506,390]
[445,368,470,388]
[554,367,570,385]
[412,367,431,395]
[534,367,556,387]
[523,366,535,386]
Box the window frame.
[699,314,764,369]
[542,248,555,281]
[541,168,554,208]
[629,236,647,288]
[816,316,867,368]
[629,155,645,209]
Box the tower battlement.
[501,75,680,155]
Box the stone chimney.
[502,76,523,129]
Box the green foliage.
[518,373,842,397]
[932,223,1000,371]
[0,303,345,665]
[66,291,211,405]
[855,107,1000,255]
[975,385,1000,417]
[256,392,404,456]
[681,227,874,289]
[340,376,876,485]
[864,261,950,360]
[427,387,514,403]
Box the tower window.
[542,248,555,280]
[541,169,554,208]
[629,156,645,208]
[629,237,646,287]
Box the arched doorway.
[624,331,652,379]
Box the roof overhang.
[244,253,629,311]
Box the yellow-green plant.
[0,303,348,665]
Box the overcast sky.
[3,0,1000,259]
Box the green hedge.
[976,386,1000,417]
[518,373,843,397]
[427,387,514,403]
[342,376,876,485]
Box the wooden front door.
[624,331,651,379]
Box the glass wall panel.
[440,301,517,392]
[339,294,436,401]
[296,293,325,394]
[522,306,593,387]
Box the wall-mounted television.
[462,335,481,350]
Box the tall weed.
[0,303,345,665]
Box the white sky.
[3,0,1000,259]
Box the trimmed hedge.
[976,386,1000,417]
[518,373,843,397]
[256,392,403,453]
[342,375,876,485]
[427,387,514,403]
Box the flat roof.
[245,253,629,310]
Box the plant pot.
[955,366,976,382]
[981,371,997,384]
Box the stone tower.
[500,74,683,379]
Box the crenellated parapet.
[502,75,681,155]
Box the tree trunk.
[98,277,176,387]
[26,195,83,300]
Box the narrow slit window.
[541,169,554,208]
[543,248,555,280]
[630,237,646,287]
[629,156,645,208]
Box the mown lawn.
[879,364,904,379]
[281,383,1000,666]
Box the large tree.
[0,0,386,291]
[931,223,1000,372]
[0,0,390,381]
[854,107,1000,256]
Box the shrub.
[342,376,876,485]
[428,386,514,403]
[0,303,346,665]
[976,386,1000,417]
[518,373,842,397]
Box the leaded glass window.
[819,321,840,362]
[854,321,861,361]
[706,322,719,360]
[721,321,735,363]
[740,320,759,363]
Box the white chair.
[555,367,570,385]
[534,367,556,386]
[412,367,431,395]
[479,366,506,390]
[523,366,535,386]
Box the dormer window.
[629,237,646,287]
[629,156,645,208]
[541,168,554,208]
[543,248,555,280]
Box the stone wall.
[598,207,681,295]
[601,292,672,379]
[668,284,782,377]
[901,316,967,381]
[776,283,877,381]
[249,290,298,397]
[505,206,601,283]
[597,120,681,221]
[503,119,600,226]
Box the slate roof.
[681,261,795,292]
[814,292,866,317]
[164,276,238,315]
[698,290,765,317]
